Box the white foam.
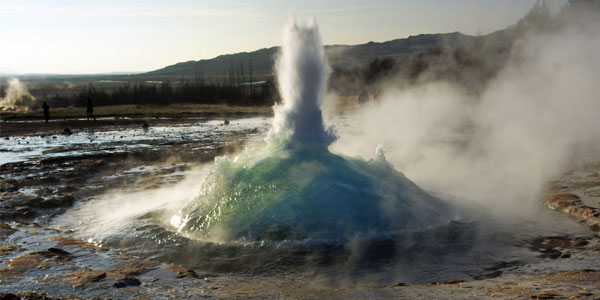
[267,17,336,148]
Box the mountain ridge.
[144,31,489,79]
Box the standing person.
[86,97,96,121]
[42,101,50,123]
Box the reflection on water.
[0,117,270,165]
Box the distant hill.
[143,32,484,79]
[144,47,278,79]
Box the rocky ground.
[0,111,599,299]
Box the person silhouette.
[86,97,96,121]
[42,102,50,123]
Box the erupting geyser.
[172,18,453,241]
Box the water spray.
[173,18,455,241]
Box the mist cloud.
[331,4,600,216]
[0,78,37,112]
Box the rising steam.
[0,78,37,112]
[331,4,600,216]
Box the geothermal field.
[2,2,600,299]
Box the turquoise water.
[172,20,454,242]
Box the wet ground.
[1,115,599,299]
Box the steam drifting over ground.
[0,78,37,111]
[331,5,600,216]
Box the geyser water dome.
[172,19,453,241]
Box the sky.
[0,0,568,74]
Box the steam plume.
[331,6,600,216]
[0,78,37,112]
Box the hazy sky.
[1,0,567,74]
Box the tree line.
[40,59,278,110]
